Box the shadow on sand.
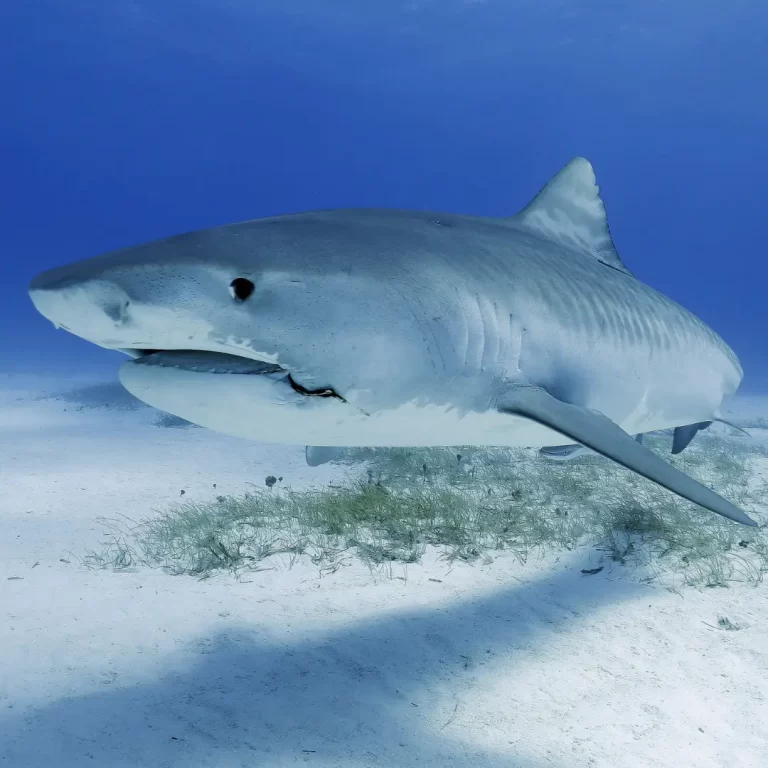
[41,381,147,411]
[0,564,644,767]
[41,381,196,428]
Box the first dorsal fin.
[509,157,632,275]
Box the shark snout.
[29,273,134,336]
[28,262,228,354]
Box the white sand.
[1,373,767,767]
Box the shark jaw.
[118,349,368,445]
[124,349,346,400]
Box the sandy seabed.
[1,371,767,768]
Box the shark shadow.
[0,564,645,767]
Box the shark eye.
[230,278,255,302]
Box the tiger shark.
[28,158,758,526]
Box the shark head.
[28,212,455,442]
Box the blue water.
[1,2,767,387]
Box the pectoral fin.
[498,386,757,526]
[305,446,346,467]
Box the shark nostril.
[102,299,131,324]
[230,278,255,302]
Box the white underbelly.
[229,401,712,448]
[119,361,721,448]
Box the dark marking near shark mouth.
[286,374,346,401]
[129,349,347,401]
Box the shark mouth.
[125,349,345,400]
